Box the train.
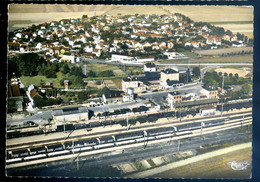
[6,118,227,164]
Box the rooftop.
[123,77,138,82]
[161,68,179,74]
[145,63,156,68]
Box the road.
[82,58,252,66]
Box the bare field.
[9,5,253,31]
[243,32,254,39]
[194,47,253,56]
[153,147,252,179]
[159,54,253,64]
[216,24,253,34]
[9,4,116,13]
[162,6,253,22]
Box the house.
[167,91,183,109]
[200,89,218,99]
[50,46,61,55]
[164,50,177,59]
[8,83,21,97]
[102,92,124,104]
[121,77,147,93]
[230,34,238,42]
[60,54,75,63]
[191,41,200,48]
[161,68,179,85]
[159,42,167,49]
[144,63,157,72]
[222,34,231,41]
[122,77,139,93]
[200,105,216,116]
[27,84,44,108]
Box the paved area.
[127,142,251,178]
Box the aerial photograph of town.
[6,4,253,179]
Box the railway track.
[7,110,251,150]
[6,113,252,168]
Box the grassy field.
[20,72,64,88]
[153,147,252,179]
[84,63,125,76]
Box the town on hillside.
[6,9,253,178]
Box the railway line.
[6,112,252,168]
[6,100,252,139]
[7,109,251,150]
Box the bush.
[98,70,114,77]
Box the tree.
[88,70,97,77]
[234,73,239,79]
[70,66,84,77]
[13,53,46,76]
[97,87,112,97]
[61,64,70,74]
[8,58,21,78]
[241,84,251,95]
[192,67,200,78]
[225,30,232,36]
[202,71,221,89]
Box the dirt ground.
[153,147,252,179]
[214,67,251,78]
[9,5,253,31]
[216,24,253,34]
[194,47,253,56]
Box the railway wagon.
[12,149,29,158]
[177,122,201,132]
[29,146,47,155]
[24,154,46,161]
[56,124,74,132]
[115,139,135,146]
[203,119,225,127]
[147,127,174,136]
[47,144,64,152]
[115,131,144,142]
[47,150,70,157]
[175,130,193,136]
[93,143,114,149]
[99,136,114,144]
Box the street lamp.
[221,75,225,117]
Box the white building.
[60,55,75,63]
[164,50,177,59]
[111,54,135,62]
[200,105,216,116]
[135,56,154,62]
[144,63,157,72]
